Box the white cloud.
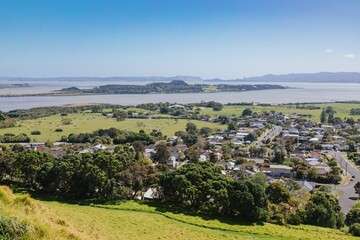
[325,49,333,53]
[343,53,356,59]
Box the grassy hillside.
[0,186,84,239]
[0,186,356,239]
[0,113,225,142]
[42,199,356,240]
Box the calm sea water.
[1,80,360,111]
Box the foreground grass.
[88,201,356,240]
[35,194,356,240]
[0,186,84,239]
[43,201,268,240]
[1,187,356,240]
[200,103,360,121]
[0,113,225,142]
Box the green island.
[57,80,287,95]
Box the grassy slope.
[40,200,356,240]
[200,103,360,121]
[0,113,225,142]
[0,186,356,240]
[0,186,84,239]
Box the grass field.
[0,113,225,142]
[200,103,360,121]
[1,102,359,142]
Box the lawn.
[0,113,225,142]
[200,103,360,121]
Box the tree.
[251,172,267,187]
[91,105,103,113]
[14,150,54,187]
[327,113,334,124]
[160,162,229,214]
[266,182,291,204]
[307,167,318,181]
[304,191,344,228]
[242,108,252,117]
[119,161,150,199]
[285,141,294,155]
[228,122,238,131]
[320,108,326,123]
[272,149,286,164]
[355,182,360,198]
[186,123,197,134]
[114,111,128,121]
[0,112,5,121]
[228,180,268,221]
[244,133,257,142]
[346,207,360,226]
[132,140,145,160]
[185,145,201,163]
[152,141,170,165]
[199,127,212,137]
[181,133,198,146]
[349,223,360,236]
[348,140,357,152]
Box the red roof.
[309,152,321,157]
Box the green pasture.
[0,113,225,142]
[200,103,360,121]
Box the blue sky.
[0,0,359,78]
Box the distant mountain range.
[204,72,360,83]
[0,76,203,82]
[1,72,360,83]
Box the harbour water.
[1,81,359,111]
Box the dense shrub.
[349,223,360,236]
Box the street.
[329,151,360,214]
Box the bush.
[349,223,360,236]
[62,118,72,125]
[30,131,41,135]
[55,128,63,132]
[0,215,29,239]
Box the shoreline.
[0,87,290,98]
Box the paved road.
[329,151,360,213]
[255,125,282,148]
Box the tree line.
[0,148,346,230]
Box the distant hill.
[0,75,203,82]
[2,72,360,83]
[205,72,360,83]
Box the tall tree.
[304,191,344,229]
[242,108,253,117]
[186,122,197,134]
[152,141,170,165]
[320,108,326,123]
[266,182,291,204]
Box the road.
[255,125,282,148]
[329,151,360,213]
